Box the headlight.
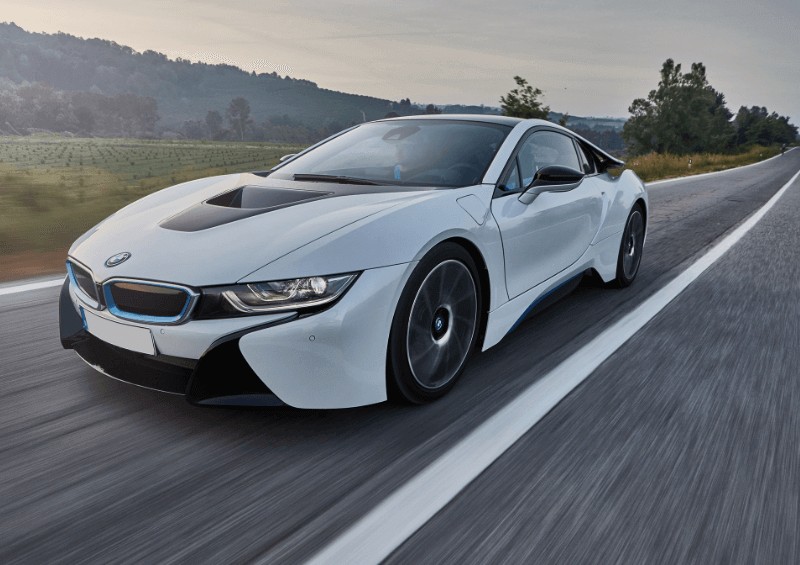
[194,273,359,318]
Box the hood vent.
[206,185,330,209]
[161,186,331,232]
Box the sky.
[4,0,799,122]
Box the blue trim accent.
[65,261,79,288]
[79,305,88,330]
[103,281,195,325]
[507,273,583,335]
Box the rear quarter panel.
[593,169,648,244]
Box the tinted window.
[272,120,511,188]
[532,131,581,170]
[517,138,538,187]
[575,141,595,174]
[514,130,583,187]
[501,158,522,191]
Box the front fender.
[241,185,509,311]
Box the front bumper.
[60,278,288,405]
[59,262,413,408]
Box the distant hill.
[0,22,625,146]
[0,22,397,129]
[548,112,626,132]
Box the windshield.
[271,120,511,188]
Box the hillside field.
[0,136,303,279]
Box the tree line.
[623,59,796,155]
[178,97,345,143]
[178,97,447,143]
[501,62,796,156]
[0,81,158,137]
[0,77,466,143]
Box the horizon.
[3,0,798,125]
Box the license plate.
[83,309,156,355]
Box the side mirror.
[519,165,585,205]
[279,153,296,162]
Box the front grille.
[106,281,193,322]
[68,261,100,303]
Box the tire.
[612,204,645,287]
[388,243,481,404]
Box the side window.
[517,138,538,187]
[514,131,582,188]
[501,158,522,191]
[499,130,587,195]
[575,141,595,174]
[530,131,581,171]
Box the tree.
[111,93,159,137]
[205,110,223,139]
[425,104,442,115]
[394,98,413,116]
[16,83,67,131]
[734,106,797,146]
[321,118,344,137]
[623,59,734,155]
[181,119,206,139]
[500,76,549,119]
[225,97,252,140]
[73,106,95,134]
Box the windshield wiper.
[293,173,381,186]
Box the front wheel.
[388,243,480,404]
[612,204,645,287]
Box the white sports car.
[59,115,647,408]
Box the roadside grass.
[614,144,784,182]
[0,136,303,279]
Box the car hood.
[69,173,434,286]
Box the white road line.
[0,277,64,296]
[647,147,795,187]
[307,167,800,565]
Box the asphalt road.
[2,151,800,564]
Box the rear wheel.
[612,204,645,287]
[388,243,480,404]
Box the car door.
[490,128,604,298]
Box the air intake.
[104,280,197,324]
